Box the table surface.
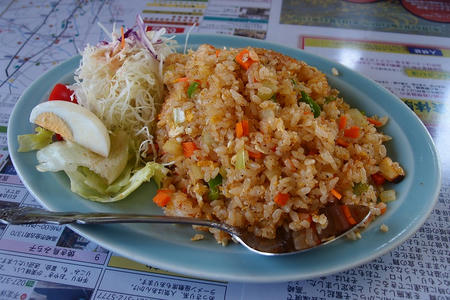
[0,1,448,299]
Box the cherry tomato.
[48,83,78,104]
[48,84,78,141]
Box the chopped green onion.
[380,189,396,202]
[348,108,368,127]
[208,173,223,201]
[190,164,203,180]
[208,173,223,187]
[270,93,277,102]
[187,82,199,98]
[173,108,185,124]
[324,96,336,103]
[235,148,248,170]
[299,91,321,118]
[257,88,273,101]
[353,182,369,196]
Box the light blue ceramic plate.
[8,34,440,283]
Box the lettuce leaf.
[35,129,168,202]
[17,127,53,152]
[36,131,129,184]
[66,161,167,202]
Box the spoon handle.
[0,206,225,229]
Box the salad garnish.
[18,16,174,202]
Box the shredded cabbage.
[70,19,176,157]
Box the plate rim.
[7,33,441,282]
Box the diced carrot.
[367,117,383,127]
[120,26,125,49]
[235,49,257,70]
[235,122,244,138]
[153,189,172,207]
[331,188,342,200]
[371,172,386,185]
[248,150,263,159]
[173,77,189,83]
[236,120,249,138]
[307,148,319,155]
[338,115,347,130]
[182,142,198,158]
[274,193,290,206]
[341,205,357,225]
[215,49,220,57]
[336,137,349,147]
[344,126,360,138]
[380,206,387,215]
[241,119,249,136]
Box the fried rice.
[155,44,404,248]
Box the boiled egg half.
[29,101,110,157]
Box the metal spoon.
[0,204,370,256]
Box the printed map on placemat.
[280,0,450,37]
[0,0,137,97]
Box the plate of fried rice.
[8,34,440,282]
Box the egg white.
[30,101,110,157]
